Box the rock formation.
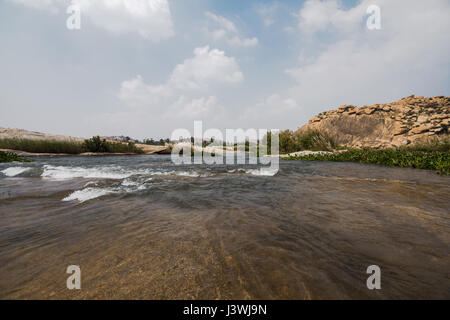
[0,128,84,143]
[297,95,449,149]
[0,128,169,155]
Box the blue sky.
[1,0,449,139]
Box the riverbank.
[286,148,450,175]
[1,155,449,299]
[0,149,144,157]
[0,136,147,156]
[0,150,31,163]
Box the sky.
[0,0,449,140]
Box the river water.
[0,155,449,299]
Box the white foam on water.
[42,165,203,181]
[245,168,278,176]
[1,167,32,177]
[121,179,139,187]
[227,167,278,176]
[64,177,156,203]
[63,187,114,203]
[175,171,200,177]
[42,165,136,180]
[83,181,97,187]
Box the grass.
[401,136,450,152]
[277,130,340,154]
[286,137,450,175]
[242,130,340,155]
[0,151,31,163]
[0,138,83,154]
[295,130,340,152]
[0,137,144,155]
[82,136,144,154]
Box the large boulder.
[297,95,449,149]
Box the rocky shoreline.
[298,95,449,149]
[0,149,141,157]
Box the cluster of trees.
[278,130,339,154]
[0,150,30,163]
[82,136,143,154]
[230,130,338,154]
[141,130,339,154]
[142,138,170,146]
[143,137,216,147]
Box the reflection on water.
[0,155,449,299]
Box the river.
[0,155,448,299]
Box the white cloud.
[256,2,278,27]
[166,96,223,119]
[8,0,174,41]
[283,0,450,126]
[205,11,237,33]
[204,11,259,48]
[239,93,300,129]
[118,46,242,122]
[297,0,364,34]
[227,36,259,48]
[118,75,173,109]
[8,0,60,13]
[170,46,244,90]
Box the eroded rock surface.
[298,95,449,149]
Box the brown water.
[0,155,449,299]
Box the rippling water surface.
[0,155,449,299]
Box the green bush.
[261,130,339,154]
[0,137,144,154]
[82,136,109,153]
[0,151,31,163]
[295,130,339,152]
[401,136,450,152]
[286,148,450,175]
[82,136,144,154]
[0,138,83,154]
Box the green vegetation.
[286,137,450,175]
[225,130,339,155]
[0,137,144,155]
[402,136,450,152]
[143,138,170,146]
[82,136,144,154]
[0,138,83,154]
[284,130,339,153]
[0,151,31,163]
[261,130,339,154]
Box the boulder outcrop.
[297,95,449,149]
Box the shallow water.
[0,155,449,299]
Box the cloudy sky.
[1,0,449,139]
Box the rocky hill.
[297,95,449,149]
[0,128,85,143]
[0,128,168,155]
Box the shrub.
[82,136,144,154]
[295,130,339,152]
[0,151,31,163]
[286,148,450,175]
[0,137,144,154]
[401,136,450,152]
[82,136,109,153]
[0,139,83,154]
[261,130,339,154]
